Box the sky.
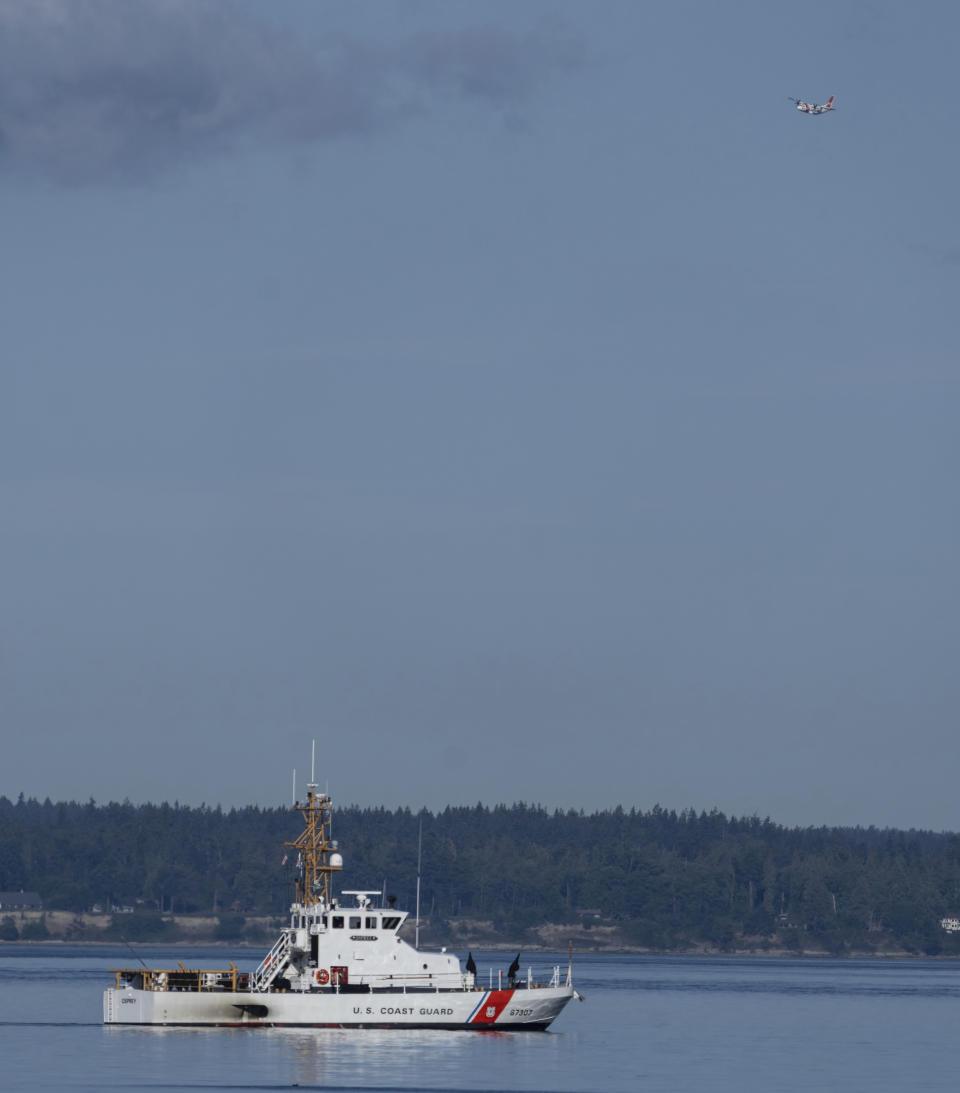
[2,0,958,831]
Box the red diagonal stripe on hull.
[470,989,515,1024]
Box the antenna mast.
[415,818,422,950]
[285,743,341,909]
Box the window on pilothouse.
[365,917,377,929]
[382,916,401,930]
[331,916,344,929]
[349,916,362,929]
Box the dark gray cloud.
[0,1,581,184]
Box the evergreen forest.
[3,793,960,955]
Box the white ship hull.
[104,983,573,1030]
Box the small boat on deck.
[103,777,576,1029]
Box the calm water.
[2,945,960,1091]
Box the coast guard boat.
[103,780,576,1029]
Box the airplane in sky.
[788,95,835,115]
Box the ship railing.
[110,965,250,993]
[359,971,466,988]
[500,966,555,990]
[251,931,290,992]
[478,966,561,990]
[335,968,562,993]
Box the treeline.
[3,793,960,954]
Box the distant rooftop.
[0,891,43,910]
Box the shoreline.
[0,937,929,958]
[2,910,944,959]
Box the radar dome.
[329,852,343,868]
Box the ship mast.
[285,783,341,909]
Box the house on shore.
[0,891,43,911]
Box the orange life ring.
[316,968,329,985]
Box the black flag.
[466,952,477,976]
[507,952,520,980]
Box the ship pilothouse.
[253,782,465,995]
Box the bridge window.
[331,916,344,929]
[382,916,401,930]
[349,916,362,929]
[365,916,377,929]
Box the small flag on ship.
[507,952,520,980]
